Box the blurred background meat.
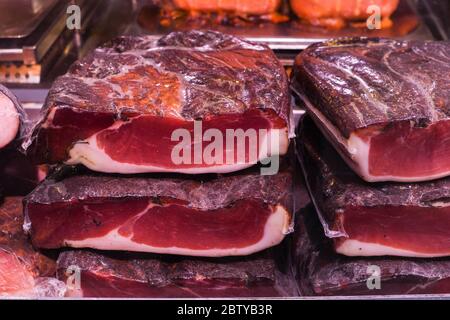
[172,0,281,15]
[290,0,400,28]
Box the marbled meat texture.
[57,249,294,298]
[298,117,450,258]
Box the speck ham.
[292,38,450,182]
[0,85,25,150]
[294,205,450,296]
[0,197,65,297]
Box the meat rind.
[57,248,296,298]
[293,38,450,138]
[294,206,450,296]
[25,31,291,173]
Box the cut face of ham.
[298,117,450,258]
[172,0,281,15]
[25,31,290,174]
[294,206,450,296]
[289,0,399,28]
[57,248,295,298]
[292,38,450,182]
[0,197,65,297]
[0,85,23,150]
[24,167,293,257]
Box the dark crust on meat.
[294,206,450,296]
[292,38,450,138]
[0,197,55,277]
[0,84,27,143]
[298,117,450,225]
[24,165,293,211]
[57,249,277,286]
[38,30,290,123]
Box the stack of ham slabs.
[24,31,294,298]
[292,38,450,295]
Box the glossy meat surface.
[26,31,290,174]
[57,249,295,298]
[298,117,450,257]
[173,0,281,15]
[25,167,293,256]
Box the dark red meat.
[0,84,26,150]
[57,248,296,298]
[292,38,450,182]
[26,31,290,174]
[294,205,450,296]
[24,166,293,257]
[298,117,450,258]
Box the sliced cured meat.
[25,31,290,174]
[290,0,399,28]
[172,0,281,15]
[298,117,450,258]
[292,38,450,182]
[0,197,65,297]
[57,248,295,298]
[0,85,25,150]
[0,149,44,196]
[294,205,450,296]
[24,166,293,257]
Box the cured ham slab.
[24,167,293,257]
[57,248,295,298]
[292,38,450,182]
[25,31,290,174]
[290,0,399,28]
[298,117,450,258]
[171,0,281,15]
[0,85,25,150]
[0,197,65,297]
[294,206,450,296]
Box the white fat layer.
[336,239,450,258]
[0,93,20,149]
[66,121,289,174]
[64,205,291,257]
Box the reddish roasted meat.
[292,38,450,182]
[26,31,290,174]
[294,206,450,296]
[0,197,64,297]
[290,0,399,28]
[24,167,293,257]
[57,248,295,298]
[298,117,450,258]
[172,0,281,15]
[0,85,25,150]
